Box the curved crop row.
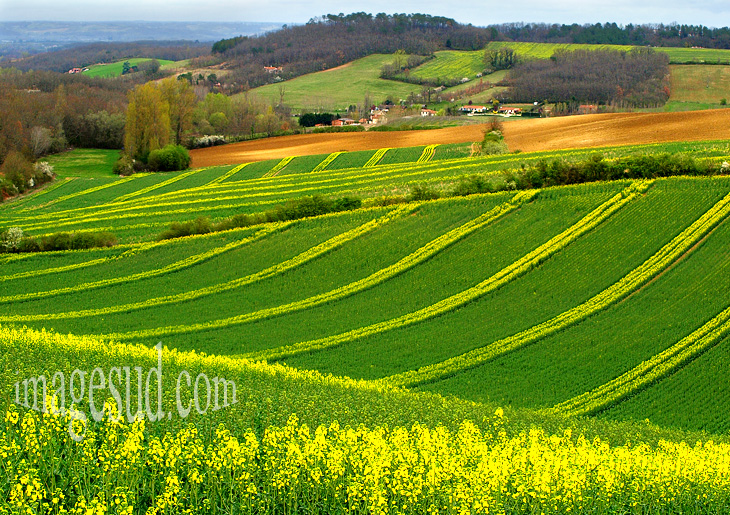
[263,156,296,178]
[363,148,391,168]
[0,224,285,304]
[4,177,75,211]
[250,182,651,362]
[551,303,730,417]
[114,169,203,203]
[0,206,417,322]
[13,154,497,224]
[311,152,345,172]
[102,192,535,342]
[207,163,250,185]
[385,188,730,388]
[0,233,186,282]
[417,144,440,163]
[35,175,143,208]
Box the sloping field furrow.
[262,156,296,178]
[326,149,378,170]
[286,179,730,379]
[189,111,730,167]
[245,182,649,362]
[36,175,140,208]
[311,151,345,172]
[551,303,730,417]
[94,192,534,343]
[0,225,285,304]
[0,177,75,211]
[417,144,439,163]
[0,205,417,322]
[10,200,505,337]
[9,140,726,227]
[602,333,730,432]
[113,169,203,203]
[127,185,623,355]
[363,148,391,167]
[385,187,730,388]
[421,207,730,409]
[206,163,250,185]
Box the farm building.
[460,105,488,114]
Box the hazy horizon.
[1,0,728,28]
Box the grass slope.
[83,57,175,77]
[249,54,421,112]
[3,141,730,438]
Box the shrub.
[190,135,227,149]
[158,217,212,240]
[408,183,440,201]
[113,154,135,176]
[159,195,365,240]
[451,175,494,196]
[0,227,24,252]
[0,230,117,253]
[147,145,191,172]
[0,151,35,194]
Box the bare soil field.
[190,109,730,167]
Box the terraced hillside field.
[3,140,730,512]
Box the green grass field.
[669,64,730,105]
[82,57,176,78]
[249,54,421,112]
[41,148,119,177]
[3,140,730,512]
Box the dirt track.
[190,109,730,168]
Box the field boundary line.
[31,175,145,209]
[101,192,534,342]
[311,152,345,172]
[248,182,650,362]
[363,148,391,168]
[206,163,250,185]
[385,188,730,388]
[115,169,203,202]
[1,207,415,322]
[0,224,287,304]
[4,177,76,210]
[263,156,296,178]
[417,144,440,163]
[549,303,730,417]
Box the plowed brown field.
[190,109,730,168]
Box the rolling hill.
[3,135,730,511]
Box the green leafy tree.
[124,82,171,162]
[159,77,197,145]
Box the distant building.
[579,104,598,114]
[68,68,82,74]
[498,106,522,116]
[460,105,488,114]
[264,66,283,73]
[421,108,437,117]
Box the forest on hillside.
[490,22,730,49]
[209,13,491,90]
[504,48,671,108]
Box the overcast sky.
[1,0,728,27]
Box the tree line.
[488,22,730,49]
[503,48,670,108]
